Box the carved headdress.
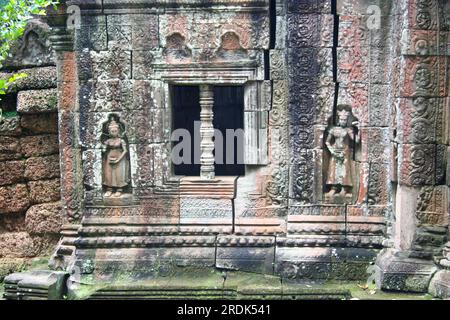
[108,119,120,133]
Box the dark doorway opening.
[213,86,245,176]
[172,85,201,176]
[171,85,245,177]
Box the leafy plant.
[0,0,59,122]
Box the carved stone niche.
[163,32,192,62]
[323,104,361,204]
[3,19,55,68]
[215,31,248,61]
[100,113,133,206]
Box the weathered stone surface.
[2,19,54,68]
[24,154,60,181]
[0,214,26,232]
[429,270,450,299]
[25,202,62,235]
[3,270,68,300]
[0,258,28,281]
[20,113,58,134]
[20,134,59,158]
[0,184,30,214]
[0,232,35,258]
[28,179,61,204]
[0,67,57,93]
[0,136,22,161]
[375,250,438,293]
[0,160,25,186]
[16,88,58,114]
[216,237,275,274]
[0,116,22,136]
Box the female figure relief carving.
[102,116,130,198]
[324,105,360,203]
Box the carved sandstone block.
[180,197,233,228]
[216,236,276,274]
[397,97,445,144]
[287,0,332,14]
[400,56,448,97]
[399,144,436,186]
[416,186,449,227]
[75,15,108,51]
[407,0,441,31]
[90,49,131,81]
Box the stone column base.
[429,270,450,299]
[374,249,438,293]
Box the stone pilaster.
[45,2,81,271]
[374,0,449,293]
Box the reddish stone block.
[24,154,61,181]
[59,52,77,84]
[0,136,22,161]
[25,201,62,235]
[16,89,58,114]
[401,29,448,56]
[354,162,369,205]
[368,128,390,163]
[0,214,26,232]
[59,80,77,111]
[0,184,30,214]
[20,134,59,158]
[338,83,369,126]
[28,179,61,204]
[0,232,36,258]
[0,160,25,186]
[337,46,370,84]
[20,113,58,134]
[338,15,370,48]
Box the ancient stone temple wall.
[3,0,448,299]
[0,19,62,279]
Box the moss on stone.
[64,268,437,300]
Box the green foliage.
[0,0,58,120]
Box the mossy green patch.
[62,267,438,300]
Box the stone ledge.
[17,89,58,114]
[0,67,57,94]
